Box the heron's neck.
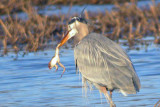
[74,26,89,45]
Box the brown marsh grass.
[0,0,160,55]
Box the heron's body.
[74,33,140,95]
[49,16,141,106]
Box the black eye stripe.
[68,18,76,24]
[68,17,87,24]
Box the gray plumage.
[74,33,140,95]
[65,16,140,106]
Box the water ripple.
[0,47,160,106]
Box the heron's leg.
[55,65,58,72]
[99,87,116,107]
[58,62,66,77]
[110,91,113,99]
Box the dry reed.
[0,0,160,55]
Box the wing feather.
[74,33,140,94]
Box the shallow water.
[1,0,160,20]
[0,43,160,107]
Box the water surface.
[1,0,160,20]
[0,43,160,107]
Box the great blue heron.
[49,16,141,106]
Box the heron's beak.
[58,30,75,47]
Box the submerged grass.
[0,0,160,55]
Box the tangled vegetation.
[0,0,160,55]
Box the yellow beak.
[58,30,72,48]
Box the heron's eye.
[68,17,87,25]
[68,18,76,24]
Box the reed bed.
[0,0,160,55]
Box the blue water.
[1,0,160,20]
[0,0,160,106]
[0,43,160,107]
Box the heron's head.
[58,16,89,47]
[68,17,89,44]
